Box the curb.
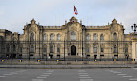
[0,65,134,69]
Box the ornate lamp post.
[131,24,137,33]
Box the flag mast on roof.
[74,0,78,15]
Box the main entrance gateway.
[71,45,76,56]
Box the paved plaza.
[0,68,137,81]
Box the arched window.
[50,45,54,53]
[50,34,54,40]
[57,34,61,40]
[86,34,90,41]
[43,34,47,40]
[100,34,104,41]
[113,33,117,40]
[93,44,97,53]
[93,34,97,41]
[30,33,34,41]
[114,45,117,53]
[71,31,76,40]
[30,45,34,53]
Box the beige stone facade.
[0,17,136,60]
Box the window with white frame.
[50,34,54,40]
[86,34,90,41]
[50,45,54,53]
[57,34,61,40]
[100,34,104,41]
[93,34,97,41]
[71,31,76,40]
[43,34,47,40]
[87,47,90,53]
[93,44,97,53]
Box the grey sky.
[0,0,137,34]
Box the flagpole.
[73,0,78,16]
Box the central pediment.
[70,16,78,23]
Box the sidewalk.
[0,64,136,69]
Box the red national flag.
[74,6,78,15]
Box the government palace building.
[0,16,137,60]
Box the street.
[0,68,137,81]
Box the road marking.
[129,78,137,80]
[37,77,47,79]
[43,73,52,74]
[32,79,43,81]
[117,74,127,76]
[79,75,89,76]
[47,70,54,72]
[108,70,114,72]
[16,70,26,73]
[123,76,133,78]
[79,73,88,74]
[3,74,13,76]
[113,72,122,74]
[79,70,86,72]
[41,75,49,76]
[10,72,18,74]
[79,77,91,79]
[20,70,27,72]
[133,68,137,70]
[0,76,6,77]
[80,79,93,81]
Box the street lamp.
[131,23,137,33]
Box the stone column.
[132,39,137,61]
[54,44,57,58]
[47,44,50,59]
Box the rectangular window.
[94,47,97,53]
[50,45,53,53]
[87,48,90,53]
[57,48,60,53]
[101,48,104,52]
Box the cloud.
[0,0,137,34]
[112,0,137,33]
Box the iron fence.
[0,40,132,61]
